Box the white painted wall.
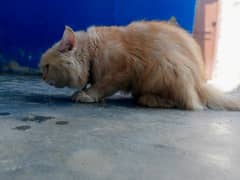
[209,0,240,92]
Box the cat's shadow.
[24,93,71,104]
[23,93,137,108]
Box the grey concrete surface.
[0,75,240,180]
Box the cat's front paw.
[72,91,96,103]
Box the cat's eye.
[42,64,49,73]
[65,61,72,65]
[45,64,50,70]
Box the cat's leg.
[185,91,204,110]
[177,85,204,110]
[138,94,176,108]
[72,82,119,103]
[72,90,96,103]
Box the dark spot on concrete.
[13,125,31,131]
[22,115,55,123]
[153,144,180,153]
[153,144,168,149]
[153,144,175,150]
[56,121,69,125]
[0,112,10,116]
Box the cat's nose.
[42,64,49,80]
[42,72,47,80]
[45,64,49,69]
[42,74,47,80]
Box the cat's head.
[40,26,90,89]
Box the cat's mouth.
[46,80,56,86]
[45,79,66,88]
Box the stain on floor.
[21,115,55,123]
[55,121,69,125]
[13,125,31,131]
[0,112,10,116]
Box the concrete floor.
[0,75,240,180]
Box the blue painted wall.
[0,0,196,68]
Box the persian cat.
[40,21,240,110]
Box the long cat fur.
[40,21,240,110]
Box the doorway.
[193,0,219,80]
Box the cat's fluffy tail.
[201,84,240,111]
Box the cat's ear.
[168,16,178,26]
[58,26,76,52]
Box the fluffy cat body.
[40,21,240,110]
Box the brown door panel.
[193,0,219,79]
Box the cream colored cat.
[40,21,240,110]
